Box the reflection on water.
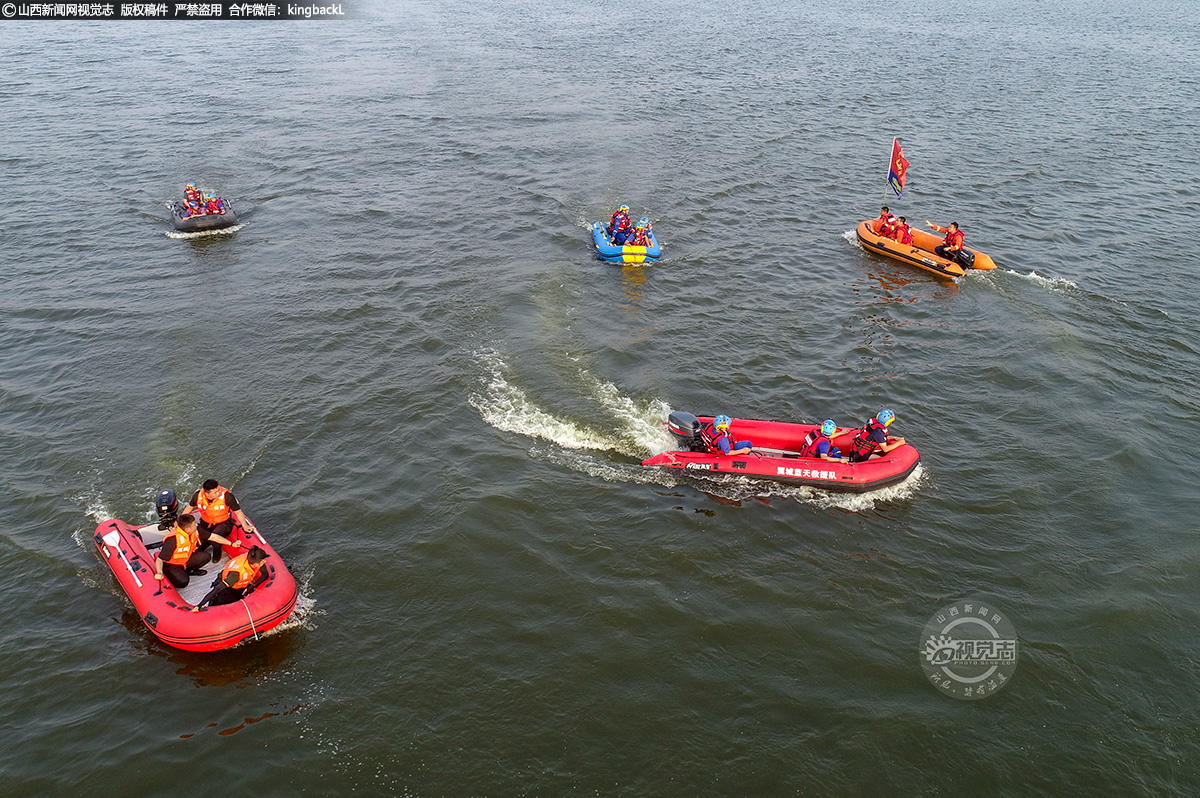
[619,264,655,343]
[119,607,302,688]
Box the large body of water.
[3,1,1199,794]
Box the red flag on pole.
[887,138,909,199]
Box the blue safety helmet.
[821,420,836,437]
[877,408,895,426]
[637,217,650,229]
[713,414,731,430]
[618,205,629,213]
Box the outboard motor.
[667,411,706,452]
[155,488,179,530]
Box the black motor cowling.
[155,488,179,530]
[667,411,706,452]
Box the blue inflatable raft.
[591,221,661,264]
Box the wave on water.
[842,229,859,247]
[471,348,924,510]
[1004,268,1076,292]
[165,224,245,239]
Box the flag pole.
[883,137,896,206]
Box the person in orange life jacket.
[894,216,913,246]
[877,206,897,239]
[193,545,270,611]
[927,220,966,265]
[608,205,632,244]
[626,219,651,247]
[801,420,849,463]
[701,415,753,456]
[181,479,256,563]
[847,409,906,463]
[154,514,240,589]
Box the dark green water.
[2,1,1199,794]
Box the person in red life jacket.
[894,216,913,245]
[700,414,753,456]
[154,514,240,589]
[204,195,222,215]
[184,183,202,206]
[927,220,966,266]
[626,219,651,247]
[192,545,270,611]
[608,205,632,244]
[801,420,849,463]
[181,479,256,564]
[877,205,897,239]
[848,409,906,463]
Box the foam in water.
[1006,268,1076,292]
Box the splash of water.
[1006,269,1076,292]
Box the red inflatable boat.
[642,412,920,493]
[93,515,297,652]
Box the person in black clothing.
[193,546,270,611]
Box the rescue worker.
[204,195,222,214]
[878,206,897,238]
[848,409,906,463]
[626,219,651,247]
[608,205,632,244]
[154,514,240,589]
[894,216,913,245]
[193,546,270,611]
[181,479,257,564]
[800,420,848,463]
[184,183,202,205]
[928,220,966,266]
[700,414,753,456]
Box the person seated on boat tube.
[847,409,906,463]
[203,195,223,215]
[192,545,270,612]
[154,514,241,589]
[626,219,651,248]
[878,206,897,239]
[700,414,753,456]
[894,216,913,246]
[184,183,202,206]
[608,205,632,244]
[801,420,849,463]
[181,479,257,564]
[928,220,966,265]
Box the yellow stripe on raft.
[620,246,649,263]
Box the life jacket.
[700,422,731,454]
[610,211,630,233]
[628,228,649,247]
[164,525,200,566]
[877,214,895,236]
[896,224,912,245]
[850,418,887,459]
[221,552,263,590]
[800,431,828,458]
[195,487,232,525]
[942,229,964,250]
[205,198,221,214]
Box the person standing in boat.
[608,205,632,244]
[801,420,849,463]
[928,220,966,265]
[181,479,257,564]
[701,415,753,456]
[878,206,897,239]
[154,514,241,589]
[848,409,906,463]
[894,217,913,246]
[192,545,270,611]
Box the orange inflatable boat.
[856,219,996,279]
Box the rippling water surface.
[2,1,1199,794]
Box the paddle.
[102,530,142,588]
